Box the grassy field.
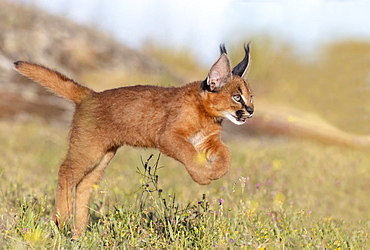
[0,120,369,249]
[1,3,369,248]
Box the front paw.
[189,172,212,185]
[209,168,229,181]
[195,177,212,185]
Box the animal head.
[201,43,254,125]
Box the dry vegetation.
[0,1,369,249]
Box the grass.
[2,1,369,248]
[0,120,369,249]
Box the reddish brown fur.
[14,49,254,237]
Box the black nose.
[246,106,254,115]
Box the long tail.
[14,61,93,104]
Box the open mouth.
[224,113,252,125]
[236,116,247,123]
[235,113,253,122]
[230,114,247,125]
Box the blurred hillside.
[0,1,178,123]
[0,1,369,148]
[243,38,370,136]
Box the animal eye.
[232,95,241,102]
[250,95,254,103]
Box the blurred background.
[1,0,369,143]
[0,0,370,225]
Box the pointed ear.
[206,54,232,92]
[232,42,251,78]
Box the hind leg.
[52,146,109,231]
[53,158,75,228]
[72,150,116,237]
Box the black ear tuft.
[219,44,227,55]
[232,42,251,77]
